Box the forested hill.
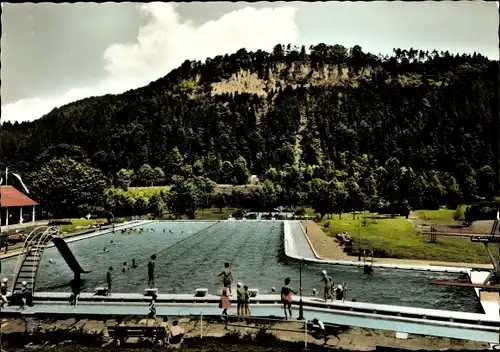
[1,43,499,208]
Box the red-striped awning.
[0,186,39,208]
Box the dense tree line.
[17,155,497,221]
[1,44,499,217]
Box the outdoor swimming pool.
[0,221,480,312]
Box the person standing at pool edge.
[148,255,157,288]
[106,267,113,295]
[220,282,231,321]
[243,284,251,316]
[320,270,334,302]
[218,262,233,294]
[281,277,299,320]
[236,283,245,317]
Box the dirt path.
[301,220,348,260]
[301,220,494,270]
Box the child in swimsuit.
[281,277,298,320]
[218,262,233,294]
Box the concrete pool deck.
[2,292,499,344]
[0,316,490,350]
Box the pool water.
[0,221,480,312]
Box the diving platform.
[1,292,499,344]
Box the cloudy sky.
[1,2,498,124]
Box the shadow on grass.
[5,326,338,352]
[3,326,105,349]
[8,325,480,352]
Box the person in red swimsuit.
[281,277,299,320]
[220,283,231,321]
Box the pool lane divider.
[128,221,223,272]
[156,221,221,256]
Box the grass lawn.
[111,186,171,199]
[316,211,497,264]
[411,206,494,235]
[411,207,461,225]
[195,207,238,220]
[162,207,238,220]
[55,218,111,233]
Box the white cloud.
[2,3,299,123]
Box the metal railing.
[10,226,60,292]
[10,226,48,288]
[29,227,60,292]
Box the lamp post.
[103,210,115,231]
[305,215,309,234]
[496,1,500,199]
[497,1,500,339]
[298,258,305,320]
[106,211,115,232]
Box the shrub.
[453,205,465,223]
[465,201,499,222]
[255,328,278,346]
[362,217,369,226]
[48,220,73,226]
[294,208,306,216]
[223,330,242,343]
[232,209,246,219]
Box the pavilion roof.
[0,186,39,208]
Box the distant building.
[0,186,39,226]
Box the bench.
[107,325,168,346]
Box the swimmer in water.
[132,259,137,268]
[49,259,53,264]
[110,240,114,244]
[103,247,107,252]
[122,262,128,273]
